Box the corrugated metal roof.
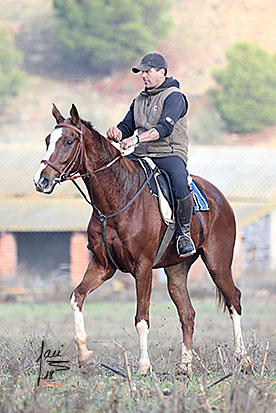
[0,144,80,197]
[0,198,274,232]
[1,144,276,201]
[1,144,276,231]
[188,146,276,202]
[233,201,276,228]
[0,198,91,232]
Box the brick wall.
[0,232,17,278]
[70,232,90,286]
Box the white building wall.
[242,214,271,271]
[270,209,276,271]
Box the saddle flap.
[154,171,175,225]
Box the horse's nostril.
[40,177,49,188]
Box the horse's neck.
[82,127,118,171]
[81,128,140,212]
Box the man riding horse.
[34,100,251,374]
[107,53,195,257]
[107,52,195,258]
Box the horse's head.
[33,103,83,194]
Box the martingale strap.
[93,170,154,272]
[70,166,154,272]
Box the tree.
[0,26,27,111]
[209,42,276,133]
[53,0,172,73]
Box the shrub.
[53,0,172,73]
[209,42,276,133]
[0,26,27,111]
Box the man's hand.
[106,126,122,142]
[120,135,140,150]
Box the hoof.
[138,360,152,375]
[179,362,192,377]
[79,351,96,374]
[241,357,254,374]
[235,353,254,374]
[180,346,192,376]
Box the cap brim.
[132,63,152,73]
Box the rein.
[42,121,152,272]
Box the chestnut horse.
[33,104,249,374]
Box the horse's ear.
[70,104,81,128]
[52,103,65,124]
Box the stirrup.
[176,234,196,258]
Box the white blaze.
[33,128,63,184]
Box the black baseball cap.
[132,52,168,73]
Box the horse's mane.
[81,118,137,175]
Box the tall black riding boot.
[176,193,196,258]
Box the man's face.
[141,67,165,89]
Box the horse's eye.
[66,139,73,146]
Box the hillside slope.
[1,0,276,144]
[164,0,276,95]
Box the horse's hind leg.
[70,257,115,370]
[201,243,249,367]
[164,258,197,374]
[229,299,247,359]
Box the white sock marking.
[70,293,87,344]
[231,307,246,356]
[136,320,150,373]
[181,343,192,364]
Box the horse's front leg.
[134,265,153,374]
[164,261,195,375]
[70,256,115,370]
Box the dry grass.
[0,331,275,412]
[0,295,275,412]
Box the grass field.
[0,295,275,411]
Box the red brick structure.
[70,232,90,286]
[0,232,17,278]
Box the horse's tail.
[216,288,227,312]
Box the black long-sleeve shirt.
[117,77,188,140]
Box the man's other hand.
[106,127,122,142]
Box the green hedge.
[209,42,276,133]
[0,26,27,111]
[53,0,172,73]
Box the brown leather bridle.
[41,121,154,273]
[41,122,121,182]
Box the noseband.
[41,123,121,182]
